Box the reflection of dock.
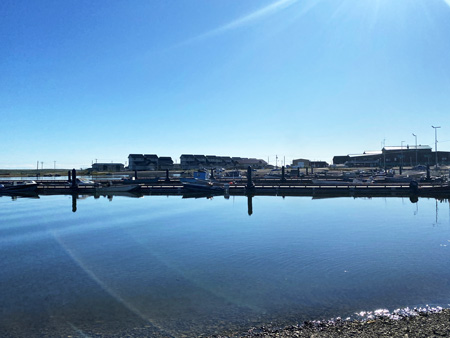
[1,180,450,198]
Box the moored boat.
[0,181,39,193]
[94,183,140,193]
[181,170,228,192]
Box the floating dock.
[0,179,445,199]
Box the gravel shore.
[218,308,450,338]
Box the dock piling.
[71,169,77,189]
[246,166,255,190]
[165,169,170,182]
[281,166,286,182]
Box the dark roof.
[158,157,173,162]
[144,154,158,159]
[94,163,124,165]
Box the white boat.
[0,181,39,193]
[94,183,140,193]
[181,170,228,191]
[224,170,242,179]
[264,169,286,179]
[181,178,227,191]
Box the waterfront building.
[310,161,329,168]
[128,154,173,171]
[333,145,450,167]
[158,157,174,170]
[232,157,267,169]
[292,159,310,168]
[180,154,267,170]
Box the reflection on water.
[1,195,450,337]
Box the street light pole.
[401,141,405,174]
[432,125,441,169]
[412,133,417,166]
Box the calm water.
[1,194,450,337]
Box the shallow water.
[1,194,450,337]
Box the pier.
[2,178,448,199]
[2,167,449,199]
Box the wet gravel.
[214,306,450,338]
[2,307,450,337]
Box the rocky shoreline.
[213,306,450,338]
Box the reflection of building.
[128,154,173,171]
[92,163,125,172]
[333,145,450,167]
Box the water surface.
[1,194,449,337]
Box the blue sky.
[1,0,450,169]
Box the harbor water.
[1,194,450,337]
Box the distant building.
[232,157,267,169]
[92,163,124,172]
[128,154,173,171]
[332,145,450,167]
[158,157,174,170]
[310,161,329,168]
[292,158,310,168]
[180,154,198,170]
[180,154,267,170]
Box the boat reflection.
[0,192,40,200]
[70,191,144,212]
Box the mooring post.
[399,164,402,175]
[71,194,77,213]
[134,170,138,179]
[71,168,77,189]
[247,195,253,216]
[210,168,215,180]
[281,166,286,182]
[310,166,314,174]
[427,165,431,180]
[246,166,255,190]
[165,169,170,182]
[306,167,309,175]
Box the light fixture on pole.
[412,133,417,166]
[431,125,441,168]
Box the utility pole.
[401,141,405,173]
[412,133,417,166]
[432,125,441,169]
